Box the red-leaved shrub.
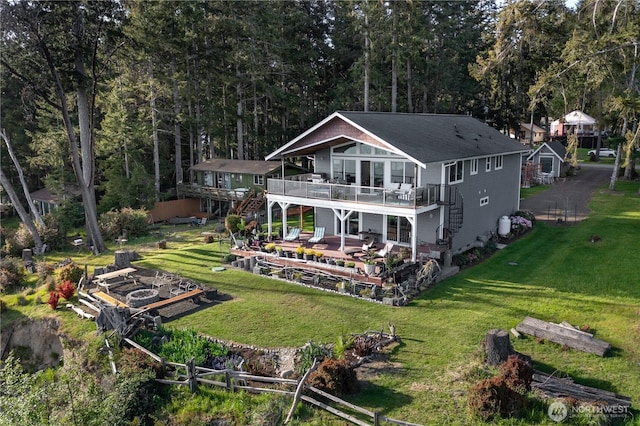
[47,291,60,309]
[57,280,75,300]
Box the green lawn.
[132,182,640,425]
[2,181,639,425]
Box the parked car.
[588,148,616,158]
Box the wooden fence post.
[284,360,318,424]
[188,357,197,393]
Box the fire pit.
[126,289,159,308]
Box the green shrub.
[51,199,85,233]
[36,260,54,283]
[12,223,34,251]
[296,341,332,375]
[99,208,149,240]
[0,256,25,292]
[223,253,236,263]
[133,326,227,366]
[57,263,83,285]
[225,214,242,235]
[39,214,68,250]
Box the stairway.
[440,185,464,248]
[236,191,266,218]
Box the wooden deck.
[231,234,446,286]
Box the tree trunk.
[1,130,45,227]
[484,329,514,366]
[390,5,398,113]
[0,168,43,254]
[363,1,370,112]
[149,60,161,201]
[172,59,183,186]
[609,140,623,191]
[406,58,413,112]
[236,63,244,160]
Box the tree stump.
[114,250,131,269]
[485,329,514,366]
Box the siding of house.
[450,154,521,254]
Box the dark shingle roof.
[546,141,567,159]
[338,111,527,164]
[190,159,281,174]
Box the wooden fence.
[123,338,422,426]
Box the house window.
[253,175,264,185]
[333,142,357,154]
[333,159,356,183]
[470,158,479,175]
[480,196,489,206]
[540,157,553,174]
[485,157,491,172]
[447,161,463,184]
[391,161,415,184]
[234,174,242,183]
[495,155,503,170]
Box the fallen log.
[532,370,631,407]
[515,316,611,356]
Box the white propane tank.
[498,216,511,236]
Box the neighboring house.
[177,159,305,218]
[550,111,601,148]
[526,141,570,179]
[519,123,546,144]
[265,111,529,260]
[30,187,80,215]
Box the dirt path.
[519,163,613,223]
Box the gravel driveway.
[519,163,613,223]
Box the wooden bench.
[93,267,136,293]
[139,289,204,311]
[93,291,129,308]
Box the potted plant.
[362,258,376,275]
[265,242,276,253]
[315,251,324,262]
[296,246,305,259]
[336,259,345,267]
[304,248,315,261]
[276,246,284,257]
[346,261,355,268]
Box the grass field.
[2,180,639,425]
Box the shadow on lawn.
[533,358,623,393]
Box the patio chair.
[377,242,394,258]
[308,227,325,245]
[283,227,301,242]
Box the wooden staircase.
[236,190,266,218]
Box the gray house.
[265,111,528,260]
[526,141,569,179]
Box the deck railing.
[267,179,440,208]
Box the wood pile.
[532,370,631,407]
[515,316,611,356]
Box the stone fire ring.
[126,289,159,308]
